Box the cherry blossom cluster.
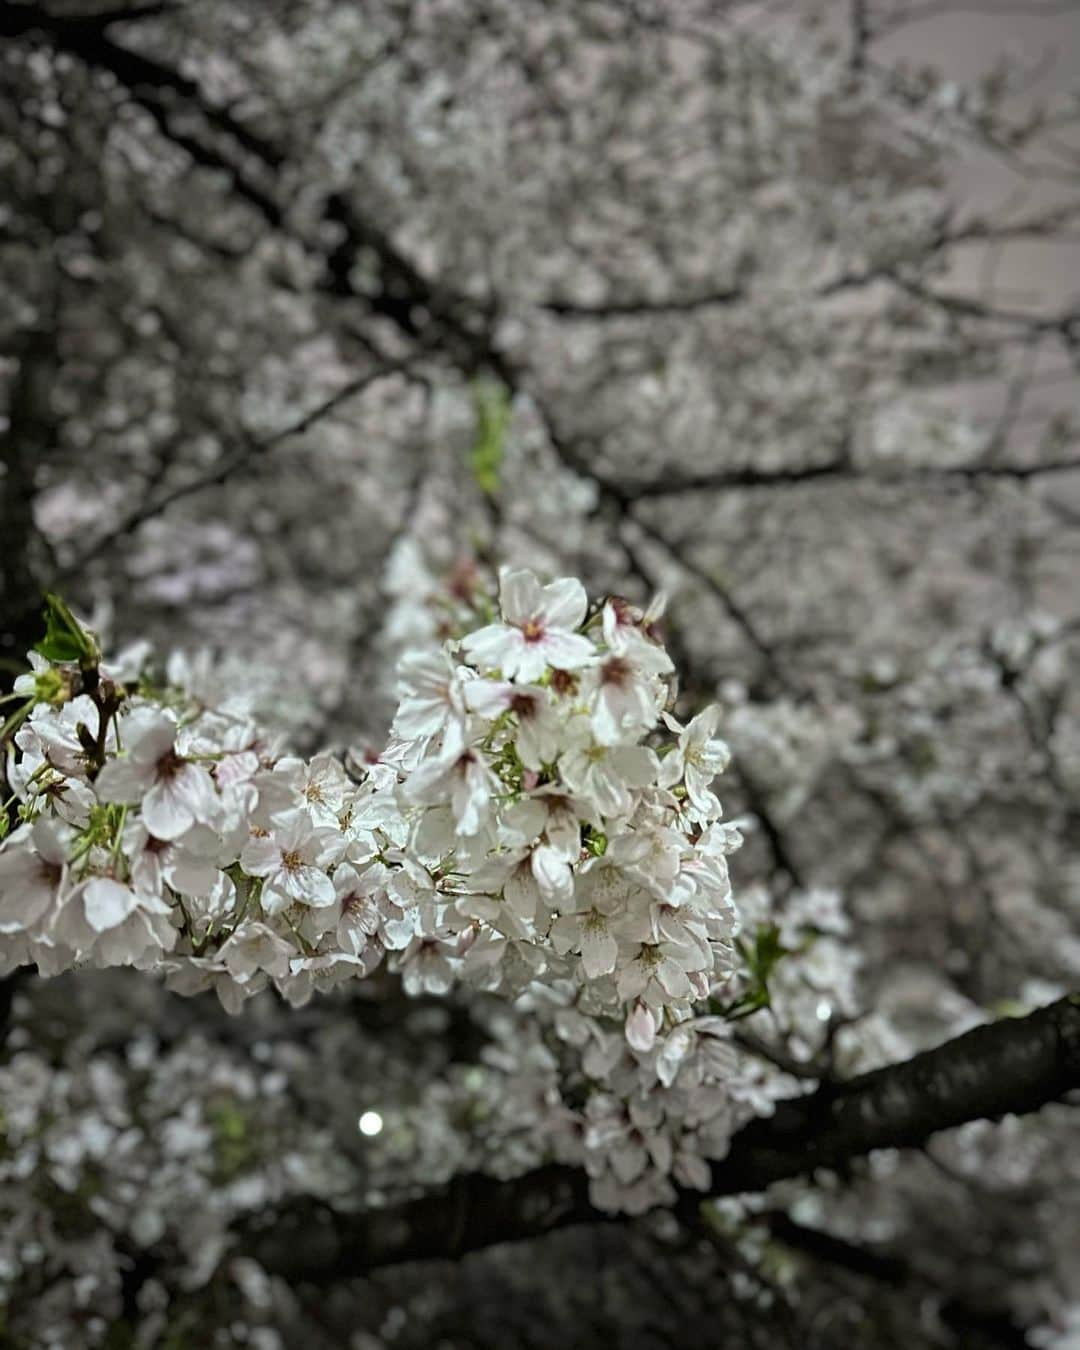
[1,571,744,1063]
[0,989,358,1346]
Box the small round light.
[358,1110,384,1137]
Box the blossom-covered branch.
[4,576,1076,1286]
[1,573,786,1216]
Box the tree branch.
[242,996,1080,1280]
[704,995,1080,1194]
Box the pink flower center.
[509,691,540,720]
[155,749,186,781]
[600,656,633,688]
[520,619,546,644]
[38,859,62,888]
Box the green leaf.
[749,923,788,984]
[713,924,791,1021]
[33,593,99,667]
[468,380,511,496]
[35,633,83,663]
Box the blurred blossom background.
[1,1,1079,1346]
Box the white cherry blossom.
[239,815,337,914]
[0,818,70,935]
[660,707,732,820]
[96,709,216,840]
[461,567,594,683]
[559,721,659,819]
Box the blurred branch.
[4,1,496,371]
[522,398,790,693]
[540,287,744,317]
[730,760,805,886]
[62,366,415,575]
[12,0,1074,700]
[0,1,282,164]
[887,273,1080,340]
[538,202,1080,320]
[0,1,176,32]
[68,2,179,25]
[733,1028,823,1079]
[9,1,792,704]
[618,454,1080,498]
[763,1212,1032,1350]
[850,0,871,74]
[877,0,1080,34]
[0,324,59,681]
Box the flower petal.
[83,878,139,933]
[625,1002,657,1053]
[580,924,617,979]
[538,576,588,630]
[142,780,195,841]
[95,758,152,805]
[539,631,594,671]
[498,567,543,625]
